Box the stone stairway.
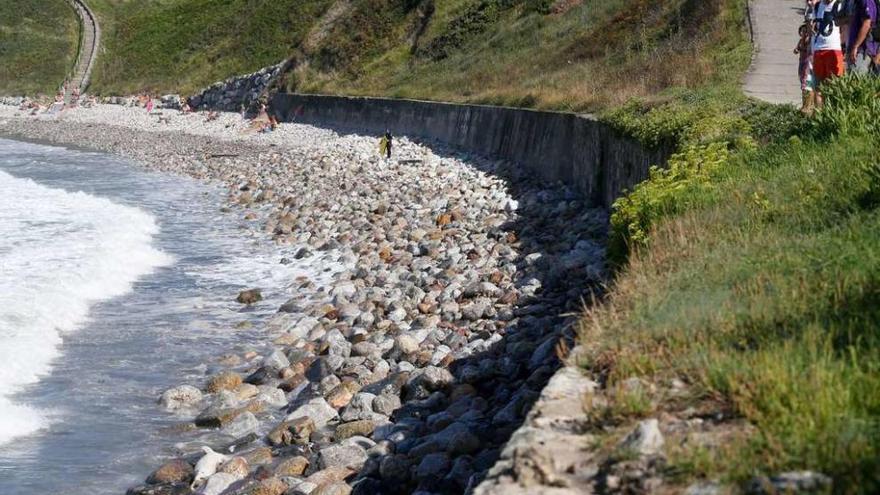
[65,0,100,102]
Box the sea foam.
[0,169,171,445]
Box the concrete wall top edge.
[287,92,599,122]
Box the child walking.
[795,23,816,114]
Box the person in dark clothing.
[384,130,393,159]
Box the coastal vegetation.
[584,74,880,492]
[86,0,334,96]
[0,0,78,95]
[1,0,749,112]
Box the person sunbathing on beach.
[205,111,219,122]
[258,116,279,134]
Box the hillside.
[0,0,751,112]
[0,0,78,95]
[291,0,750,111]
[85,0,333,97]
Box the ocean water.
[0,138,334,494]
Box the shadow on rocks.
[342,139,608,494]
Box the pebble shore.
[0,103,609,495]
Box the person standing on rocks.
[380,130,393,159]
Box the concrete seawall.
[271,93,671,207]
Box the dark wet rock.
[236,288,263,304]
[146,459,194,485]
[126,483,192,495]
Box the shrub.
[608,142,730,264]
[810,74,880,138]
[739,99,808,143]
[603,99,695,149]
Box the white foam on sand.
[0,169,172,445]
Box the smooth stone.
[341,393,376,422]
[335,420,376,440]
[221,411,259,438]
[274,456,310,477]
[318,443,368,470]
[145,459,193,484]
[286,397,338,429]
[205,372,242,393]
[159,385,203,411]
[200,472,239,495]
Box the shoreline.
[0,104,608,495]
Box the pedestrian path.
[743,0,804,105]
[65,0,100,100]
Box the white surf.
[0,169,171,445]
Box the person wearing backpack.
[813,0,846,106]
[839,0,856,49]
[847,0,879,74]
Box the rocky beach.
[0,102,608,495]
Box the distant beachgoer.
[379,131,393,159]
[146,97,154,113]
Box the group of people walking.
[796,0,880,112]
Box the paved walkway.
[743,0,804,105]
[66,0,100,98]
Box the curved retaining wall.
[271,93,671,207]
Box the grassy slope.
[0,0,78,95]
[88,0,334,96]
[295,0,751,111]
[3,0,748,113]
[583,75,880,491]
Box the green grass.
[0,0,78,95]
[1,0,752,112]
[89,0,334,95]
[579,75,880,492]
[297,0,753,112]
